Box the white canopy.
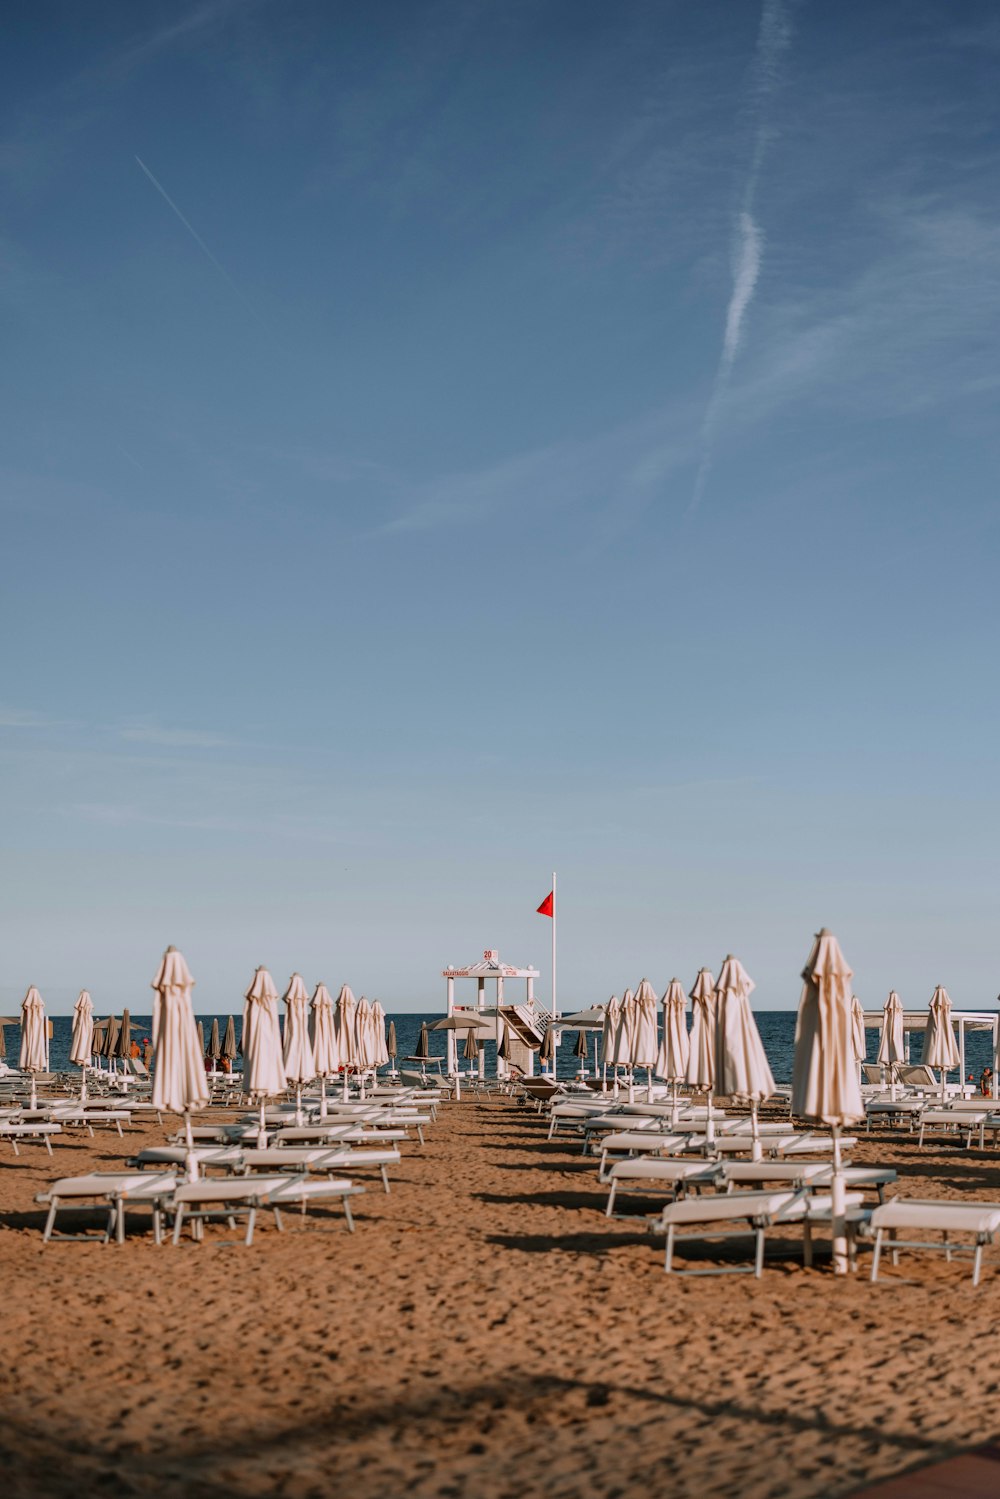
[791,930,863,1126]
[282,973,316,1086]
[310,983,340,1076]
[714,955,774,1103]
[69,990,94,1069]
[242,966,287,1097]
[655,980,689,1082]
[922,985,960,1071]
[19,986,47,1073]
[685,968,716,1092]
[151,948,208,1115]
[877,991,905,1068]
[631,980,659,1069]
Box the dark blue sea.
[16,1011,998,1087]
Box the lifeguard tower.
[442,950,544,1077]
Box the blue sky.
[3,0,1000,1014]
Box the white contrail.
[691,0,792,511]
[134,155,264,324]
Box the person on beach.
[981,1066,994,1097]
[129,1039,141,1059]
[141,1038,153,1067]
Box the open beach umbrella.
[600,995,620,1082]
[686,968,718,1143]
[921,985,960,1100]
[222,1015,237,1064]
[243,966,286,1140]
[151,947,209,1175]
[387,1020,398,1074]
[282,973,316,1123]
[208,1018,221,1062]
[335,985,358,1100]
[714,956,774,1161]
[631,979,660,1100]
[656,980,690,1124]
[309,983,340,1117]
[463,1027,480,1062]
[19,986,47,1109]
[70,990,94,1101]
[791,929,863,1275]
[877,990,905,1098]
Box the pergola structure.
[862,1009,999,1096]
[442,950,541,1077]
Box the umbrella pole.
[671,1078,680,1127]
[30,1075,37,1111]
[80,1065,87,1105]
[258,1096,267,1148]
[831,1123,848,1275]
[750,1099,762,1163]
[296,1083,303,1126]
[184,1110,200,1182]
[320,1074,327,1119]
[704,1090,715,1148]
[343,1067,349,1103]
[647,1065,653,1103]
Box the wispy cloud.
[691,0,793,511]
[134,156,264,325]
[0,707,54,729]
[119,721,229,749]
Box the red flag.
[536,891,554,918]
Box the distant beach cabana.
[442,951,542,1079]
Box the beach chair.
[868,1198,1000,1286]
[36,1171,178,1244]
[0,1121,62,1155]
[168,1173,363,1244]
[238,1146,400,1193]
[604,1158,720,1217]
[917,1107,987,1149]
[656,1188,866,1276]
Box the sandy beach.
[1,1097,999,1498]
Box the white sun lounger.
[917,1108,988,1149]
[169,1173,363,1245]
[869,1198,1000,1286]
[720,1163,896,1204]
[657,1188,866,1276]
[36,1171,178,1244]
[1,1122,62,1155]
[604,1159,720,1216]
[129,1146,244,1172]
[239,1146,400,1193]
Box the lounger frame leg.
[380,1165,390,1193]
[871,1227,883,1282]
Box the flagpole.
[551,868,557,1043]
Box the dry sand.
[2,1097,1000,1498]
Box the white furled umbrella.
[242,966,286,1142]
[335,984,358,1100]
[371,1000,389,1068]
[310,983,340,1117]
[791,929,863,1275]
[151,947,209,1176]
[600,996,620,1086]
[282,973,316,1124]
[851,995,866,1068]
[70,989,94,1102]
[686,968,718,1144]
[656,979,690,1124]
[714,956,774,1162]
[19,986,47,1110]
[877,990,905,1099]
[612,988,635,1072]
[921,985,960,1100]
[354,994,374,1096]
[631,979,660,1101]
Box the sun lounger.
[0,1122,62,1155]
[868,1198,1000,1286]
[239,1146,400,1193]
[720,1162,896,1204]
[36,1171,178,1244]
[657,1187,867,1276]
[597,1132,689,1176]
[272,1125,408,1147]
[169,1173,362,1244]
[917,1108,987,1149]
[604,1159,720,1216]
[128,1146,244,1172]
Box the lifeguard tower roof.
[443,950,539,980]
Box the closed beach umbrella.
[70,990,94,1101]
[791,929,863,1274]
[539,1024,556,1074]
[600,995,620,1076]
[714,956,774,1160]
[414,1022,430,1061]
[463,1027,479,1062]
[196,1021,205,1059]
[851,995,866,1065]
[686,967,717,1133]
[335,985,358,1100]
[498,1024,511,1063]
[354,994,374,1069]
[116,1008,132,1061]
[371,1001,390,1068]
[208,1018,221,1062]
[922,985,960,1099]
[243,966,286,1138]
[656,979,690,1123]
[310,982,339,1118]
[612,988,635,1069]
[387,1020,398,1073]
[222,1015,237,1063]
[103,1015,120,1065]
[19,986,47,1109]
[877,990,905,1098]
[574,1028,588,1059]
[151,947,209,1171]
[282,973,316,1123]
[631,979,659,1099]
